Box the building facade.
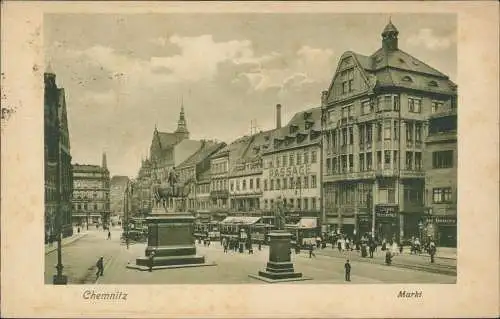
[110,175,130,216]
[423,107,457,247]
[44,68,73,240]
[261,106,323,224]
[173,140,226,212]
[209,146,230,220]
[72,154,111,226]
[322,21,457,241]
[228,131,273,216]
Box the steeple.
[174,99,189,140]
[102,152,107,170]
[381,18,399,52]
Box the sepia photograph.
[1,2,499,318]
[42,12,458,285]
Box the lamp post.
[53,115,67,285]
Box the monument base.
[250,230,311,283]
[128,206,216,271]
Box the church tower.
[381,18,399,52]
[174,101,190,141]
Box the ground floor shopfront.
[423,215,457,247]
[325,205,428,243]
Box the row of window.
[263,197,319,210]
[325,121,424,148]
[335,94,453,117]
[73,203,110,211]
[326,151,424,173]
[267,149,318,168]
[265,175,318,190]
[230,178,261,192]
[212,161,228,174]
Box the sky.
[44,13,457,178]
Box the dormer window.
[398,58,405,64]
[402,76,413,83]
[428,80,438,87]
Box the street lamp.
[52,115,67,285]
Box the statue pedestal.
[249,230,311,283]
[127,206,215,271]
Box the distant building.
[261,105,323,225]
[44,67,73,240]
[321,20,457,241]
[110,175,130,216]
[71,153,111,226]
[175,140,226,212]
[423,107,457,247]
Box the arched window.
[428,80,438,87]
[402,76,413,82]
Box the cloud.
[151,34,255,82]
[406,28,455,51]
[239,45,335,92]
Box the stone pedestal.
[249,230,310,283]
[127,206,215,271]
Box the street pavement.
[45,230,456,285]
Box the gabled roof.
[156,132,179,149]
[263,106,322,153]
[177,141,226,169]
[370,48,448,78]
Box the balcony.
[400,169,425,179]
[323,170,376,182]
[210,190,229,199]
[426,131,457,143]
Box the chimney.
[102,152,107,170]
[276,104,282,129]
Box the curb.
[306,252,457,276]
[45,233,88,255]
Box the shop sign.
[269,164,312,178]
[429,216,456,225]
[375,206,398,218]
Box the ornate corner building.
[44,69,73,240]
[321,21,457,245]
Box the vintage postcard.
[1,1,498,318]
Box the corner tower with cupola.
[321,19,457,245]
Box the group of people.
[219,236,258,254]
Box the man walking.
[96,256,104,279]
[148,251,155,272]
[308,243,316,258]
[429,240,436,263]
[107,230,111,240]
[344,259,351,281]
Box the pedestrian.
[258,241,262,251]
[107,230,111,240]
[429,240,436,263]
[148,251,155,272]
[96,256,104,279]
[207,238,211,247]
[77,227,80,234]
[344,259,351,281]
[308,243,316,258]
[385,250,392,265]
[223,239,228,254]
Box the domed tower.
[382,19,399,52]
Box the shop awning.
[297,217,318,229]
[220,216,261,225]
